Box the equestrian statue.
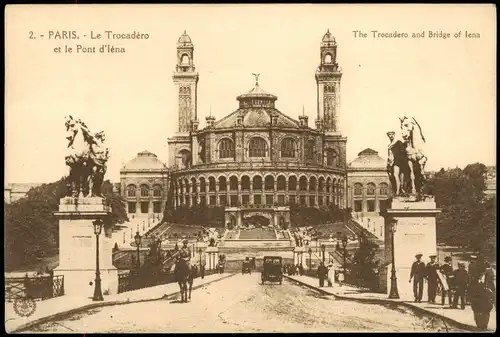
[65,115,110,198]
[387,116,428,197]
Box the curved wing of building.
[166,31,348,229]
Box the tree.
[423,163,495,254]
[4,177,129,271]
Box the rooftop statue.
[64,115,110,198]
[386,117,427,197]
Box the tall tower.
[172,30,199,134]
[315,29,342,134]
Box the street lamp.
[388,218,400,299]
[134,231,142,272]
[143,220,145,231]
[342,235,348,281]
[308,247,312,271]
[92,219,104,301]
[321,244,326,264]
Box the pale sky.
[5,4,496,184]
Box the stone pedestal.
[205,246,219,270]
[382,196,441,298]
[54,197,118,297]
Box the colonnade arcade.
[172,173,345,208]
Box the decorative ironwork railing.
[170,161,345,173]
[117,268,218,294]
[5,275,64,302]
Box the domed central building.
[167,30,347,229]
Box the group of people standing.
[284,263,304,276]
[410,252,496,330]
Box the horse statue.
[173,257,197,303]
[399,116,428,195]
[64,116,109,198]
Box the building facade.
[120,150,169,216]
[167,31,348,228]
[4,183,41,203]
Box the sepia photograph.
[4,3,496,333]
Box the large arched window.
[241,176,250,190]
[326,149,338,166]
[140,185,149,197]
[299,176,308,191]
[367,183,376,196]
[324,54,332,64]
[277,176,286,191]
[280,138,296,158]
[219,138,235,159]
[127,185,136,197]
[181,54,190,65]
[153,185,162,197]
[354,183,363,196]
[249,137,267,157]
[379,183,389,196]
[305,140,315,161]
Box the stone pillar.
[54,197,118,296]
[250,182,254,204]
[271,180,276,204]
[215,182,220,206]
[362,186,367,212]
[226,180,230,206]
[237,181,242,205]
[382,197,441,298]
[285,180,289,205]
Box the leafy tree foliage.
[349,231,380,289]
[423,163,495,254]
[4,177,128,271]
[290,204,352,226]
[163,204,225,227]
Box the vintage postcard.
[4,4,496,333]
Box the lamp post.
[92,219,104,301]
[134,231,142,272]
[342,235,348,281]
[148,214,151,228]
[321,244,326,264]
[143,220,145,232]
[388,218,400,299]
[308,248,312,271]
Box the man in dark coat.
[409,253,426,302]
[470,277,495,330]
[426,254,439,303]
[452,262,468,309]
[439,256,454,306]
[317,262,328,287]
[298,264,304,276]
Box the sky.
[5,4,496,184]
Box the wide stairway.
[238,228,277,240]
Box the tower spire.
[252,73,260,86]
[302,105,305,116]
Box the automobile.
[261,256,283,285]
[242,259,252,274]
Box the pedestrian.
[470,274,495,330]
[298,264,304,276]
[484,262,496,295]
[452,262,468,309]
[327,263,335,287]
[409,252,426,303]
[317,262,328,287]
[439,256,454,307]
[426,254,439,303]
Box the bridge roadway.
[26,274,464,333]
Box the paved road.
[26,274,466,333]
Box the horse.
[174,259,197,303]
[399,116,428,195]
[64,116,109,197]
